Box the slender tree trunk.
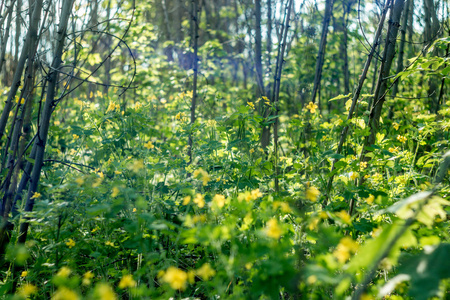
[255,0,264,96]
[0,0,43,144]
[310,0,334,104]
[323,0,392,206]
[188,0,199,165]
[0,0,15,75]
[18,0,74,244]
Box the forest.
[0,0,449,298]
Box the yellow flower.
[212,194,226,209]
[111,187,119,198]
[193,168,210,186]
[336,210,351,224]
[397,135,407,143]
[66,239,76,248]
[251,188,263,199]
[333,237,359,263]
[350,172,359,180]
[95,283,117,300]
[365,194,375,205]
[144,141,154,149]
[273,201,292,213]
[132,208,137,212]
[359,161,367,171]
[193,193,205,208]
[308,217,320,230]
[118,274,136,289]
[306,102,318,113]
[319,211,329,219]
[175,112,182,120]
[21,271,28,277]
[196,263,216,280]
[247,101,255,109]
[75,177,84,186]
[265,219,282,239]
[360,294,374,300]
[307,275,317,284]
[18,283,38,297]
[161,267,188,290]
[134,102,142,109]
[82,271,94,285]
[56,267,71,278]
[72,134,79,140]
[306,186,320,202]
[249,148,255,154]
[183,195,191,205]
[31,192,41,199]
[389,147,399,153]
[392,122,400,130]
[52,287,79,300]
[106,102,119,113]
[105,241,115,247]
[90,91,94,98]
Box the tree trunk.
[310,0,334,104]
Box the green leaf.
[328,93,352,102]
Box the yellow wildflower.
[193,168,210,186]
[183,195,191,205]
[66,239,76,248]
[175,112,182,120]
[95,283,117,300]
[333,237,359,263]
[265,219,282,239]
[397,135,407,143]
[306,186,320,202]
[187,270,196,284]
[144,141,154,149]
[193,193,205,208]
[106,102,119,113]
[319,211,329,219]
[336,210,351,224]
[112,187,119,198]
[360,161,367,171]
[161,267,188,290]
[132,208,137,212]
[365,194,375,205]
[31,192,41,199]
[90,91,94,98]
[389,147,399,153]
[306,102,318,113]
[52,287,79,300]
[21,271,28,277]
[247,102,255,109]
[105,241,115,247]
[56,267,71,278]
[273,201,292,213]
[392,122,400,130]
[308,217,320,230]
[249,148,255,154]
[212,194,226,209]
[18,283,38,297]
[251,188,263,199]
[118,274,136,289]
[134,102,142,109]
[196,263,216,280]
[82,271,94,285]
[360,294,374,300]
[350,172,359,180]
[75,177,84,186]
[72,134,79,140]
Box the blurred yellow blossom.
[392,122,400,130]
[72,134,79,140]
[193,194,205,208]
[306,186,320,202]
[365,194,375,205]
[112,187,119,198]
[106,102,119,113]
[196,263,216,280]
[95,283,117,300]
[247,102,255,109]
[265,219,282,239]
[161,267,188,290]
[18,283,37,297]
[52,287,79,300]
[212,194,226,209]
[31,192,41,199]
[82,271,94,285]
[273,201,291,213]
[360,161,367,171]
[66,239,76,248]
[336,210,351,224]
[333,237,359,263]
[56,267,71,278]
[251,188,263,199]
[105,241,115,247]
[306,102,318,113]
[144,141,154,149]
[118,274,136,289]
[183,195,191,205]
[21,271,28,277]
[350,172,359,180]
[193,168,210,186]
[397,135,407,143]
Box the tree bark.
[310,0,334,104]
